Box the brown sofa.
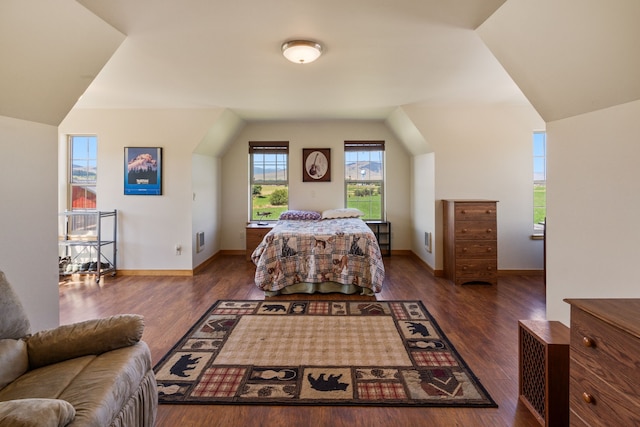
[0,271,157,426]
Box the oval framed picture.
[303,148,331,182]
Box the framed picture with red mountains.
[124,147,163,195]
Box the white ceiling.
[72,0,529,121]
[6,1,635,127]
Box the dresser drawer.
[454,221,497,240]
[568,410,590,427]
[570,307,640,396]
[454,241,496,258]
[455,259,496,279]
[453,203,496,221]
[570,359,640,425]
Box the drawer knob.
[486,266,493,271]
[486,229,492,233]
[462,248,468,252]
[486,210,492,214]
[582,336,595,348]
[486,247,492,252]
[461,210,466,214]
[462,266,468,271]
[462,228,468,233]
[582,392,595,404]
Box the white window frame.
[68,135,98,232]
[344,140,385,221]
[249,141,289,222]
[533,131,546,236]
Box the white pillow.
[321,208,364,219]
[0,339,28,389]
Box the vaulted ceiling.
[2,0,527,126]
[2,1,639,127]
[478,0,640,122]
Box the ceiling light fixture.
[281,40,323,64]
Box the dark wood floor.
[59,254,545,427]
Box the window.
[533,131,546,234]
[68,135,98,232]
[249,141,289,221]
[344,141,385,220]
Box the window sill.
[530,234,544,240]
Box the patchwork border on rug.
[153,300,497,407]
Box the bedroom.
[1,1,640,421]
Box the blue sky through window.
[345,151,383,181]
[533,132,546,182]
[70,135,97,182]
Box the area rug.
[154,300,497,407]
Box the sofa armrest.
[26,314,144,369]
[0,398,75,427]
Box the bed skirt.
[263,281,375,297]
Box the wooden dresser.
[443,199,498,285]
[245,223,274,261]
[564,299,640,426]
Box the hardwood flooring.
[59,254,546,427]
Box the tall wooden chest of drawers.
[443,200,498,285]
[564,299,640,426]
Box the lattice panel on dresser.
[518,320,570,426]
[520,327,546,418]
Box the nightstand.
[246,223,274,261]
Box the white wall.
[191,153,221,266]
[404,104,545,271]
[546,99,640,324]
[56,105,545,278]
[59,108,224,271]
[412,152,436,266]
[0,116,59,331]
[220,120,412,251]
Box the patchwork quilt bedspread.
[251,218,385,293]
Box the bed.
[251,209,386,296]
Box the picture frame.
[124,147,162,195]
[302,148,331,182]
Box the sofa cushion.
[58,343,152,427]
[0,356,95,401]
[0,398,75,427]
[0,343,152,427]
[0,339,28,390]
[0,271,31,340]
[27,314,144,369]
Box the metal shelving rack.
[58,210,117,283]
[366,221,391,257]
